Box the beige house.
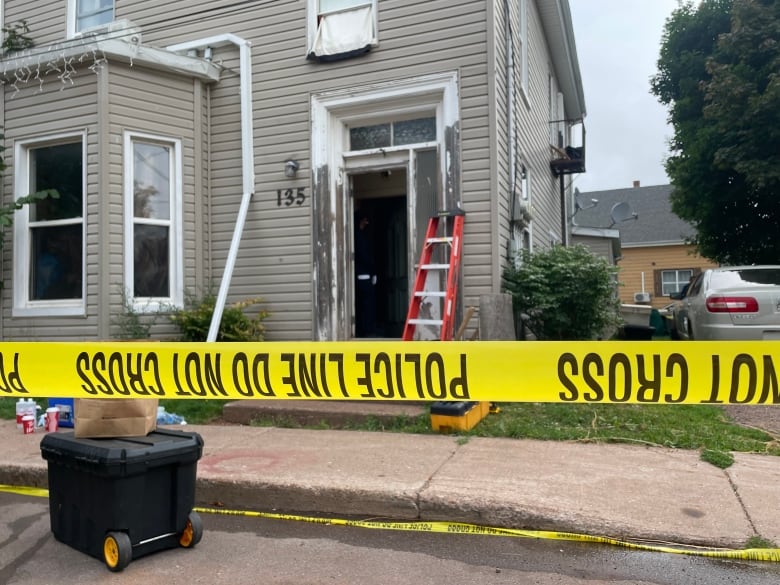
[573,183,717,310]
[0,0,587,341]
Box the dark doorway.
[353,175,408,338]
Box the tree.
[651,0,780,264]
[502,245,621,341]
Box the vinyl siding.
[617,245,718,309]
[105,64,200,339]
[2,0,582,341]
[139,0,491,340]
[2,73,99,340]
[491,0,577,293]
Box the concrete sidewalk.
[1,419,778,549]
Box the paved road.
[3,492,780,585]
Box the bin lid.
[40,428,203,478]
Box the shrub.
[502,245,621,340]
[169,290,268,342]
[111,288,158,339]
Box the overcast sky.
[569,0,680,192]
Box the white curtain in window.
[309,5,375,61]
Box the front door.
[352,171,408,338]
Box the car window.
[711,268,780,289]
[687,274,704,296]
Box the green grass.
[3,399,776,466]
[0,398,228,425]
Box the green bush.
[502,245,621,340]
[169,290,268,342]
[111,288,157,339]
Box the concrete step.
[222,400,429,427]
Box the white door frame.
[310,72,460,340]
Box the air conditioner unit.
[633,292,651,304]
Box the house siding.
[491,0,578,291]
[1,0,584,342]
[617,245,718,309]
[105,64,200,339]
[152,0,493,340]
[2,73,99,340]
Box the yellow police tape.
[1,484,777,562]
[0,340,778,404]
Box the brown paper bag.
[74,398,158,438]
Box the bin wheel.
[103,531,132,572]
[179,511,203,548]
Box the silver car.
[670,266,780,340]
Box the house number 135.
[277,188,306,206]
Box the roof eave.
[2,37,222,83]
[538,0,586,119]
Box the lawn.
[2,398,776,468]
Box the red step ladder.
[402,209,465,341]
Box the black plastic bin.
[40,428,204,572]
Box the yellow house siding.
[617,244,718,308]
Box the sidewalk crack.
[724,468,758,535]
[414,440,463,518]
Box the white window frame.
[519,163,530,202]
[661,269,694,296]
[311,72,460,339]
[13,131,87,317]
[307,0,378,57]
[518,0,529,97]
[123,131,183,312]
[67,0,115,38]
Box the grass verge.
[246,402,779,464]
[2,399,776,467]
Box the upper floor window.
[518,0,529,96]
[13,134,85,316]
[124,132,183,311]
[69,0,114,36]
[308,0,377,62]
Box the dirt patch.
[722,405,780,438]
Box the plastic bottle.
[16,398,27,430]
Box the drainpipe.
[504,0,517,206]
[166,34,255,342]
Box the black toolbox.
[40,428,204,571]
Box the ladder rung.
[415,291,446,297]
[426,236,453,244]
[421,263,450,270]
[409,318,444,326]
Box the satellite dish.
[574,190,598,211]
[609,201,638,227]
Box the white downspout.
[166,34,254,342]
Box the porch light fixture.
[284,159,299,178]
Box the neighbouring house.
[0,0,586,342]
[572,183,718,310]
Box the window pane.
[350,123,390,150]
[134,143,170,220]
[320,0,369,13]
[134,225,169,297]
[393,117,436,145]
[77,0,113,30]
[661,269,693,295]
[29,143,82,221]
[30,225,82,300]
